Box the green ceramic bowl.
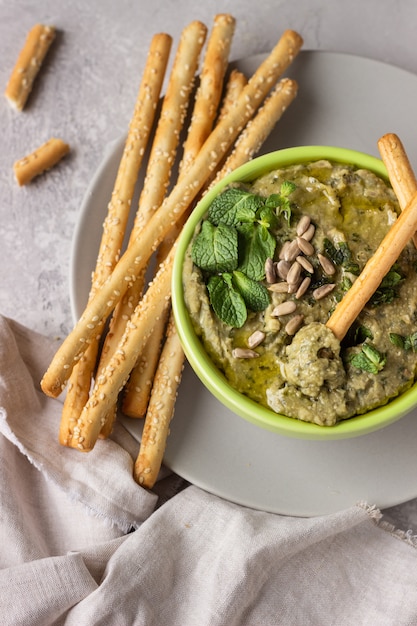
[171,146,417,440]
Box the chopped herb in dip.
[183,160,417,426]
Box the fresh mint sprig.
[191,183,296,327]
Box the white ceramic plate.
[70,51,417,516]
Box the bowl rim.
[171,146,417,440]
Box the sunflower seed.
[283,239,300,262]
[265,257,277,283]
[302,223,316,241]
[276,260,291,280]
[285,314,304,335]
[271,301,297,317]
[286,261,302,285]
[268,281,290,293]
[313,283,336,300]
[295,276,311,299]
[296,255,314,273]
[318,253,336,275]
[296,215,311,237]
[296,236,315,256]
[247,330,266,348]
[232,348,259,359]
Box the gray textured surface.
[1,0,417,528]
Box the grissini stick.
[179,13,236,174]
[59,33,172,446]
[96,19,208,435]
[326,136,417,341]
[122,13,235,419]
[377,133,417,247]
[133,313,184,487]
[40,29,303,399]
[13,137,69,185]
[132,77,298,485]
[216,69,248,122]
[5,24,56,111]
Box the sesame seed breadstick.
[72,243,177,451]
[5,23,56,111]
[73,67,299,449]
[122,14,235,418]
[59,33,172,446]
[377,133,417,247]
[13,137,69,185]
[217,69,248,122]
[40,29,303,399]
[123,76,297,418]
[91,32,173,295]
[134,311,184,487]
[179,13,236,175]
[210,77,298,187]
[326,143,417,342]
[98,19,207,361]
[97,20,208,435]
[130,75,299,477]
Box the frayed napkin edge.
[358,501,417,549]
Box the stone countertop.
[1,0,417,529]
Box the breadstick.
[13,137,69,185]
[377,133,417,247]
[98,19,207,364]
[40,29,303,399]
[122,14,235,417]
[133,311,184,487]
[210,77,298,187]
[69,243,177,451]
[131,75,298,478]
[97,20,208,435]
[217,68,248,122]
[59,33,172,446]
[124,77,297,417]
[326,177,417,340]
[5,24,56,111]
[180,14,236,174]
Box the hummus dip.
[183,160,417,426]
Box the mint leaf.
[264,181,296,226]
[405,332,417,351]
[389,333,406,349]
[238,223,276,281]
[280,180,297,197]
[370,267,403,306]
[391,331,417,352]
[354,325,373,344]
[232,270,270,311]
[349,343,386,374]
[191,221,238,273]
[207,274,247,328]
[257,205,279,230]
[350,352,380,374]
[208,188,264,227]
[362,344,386,371]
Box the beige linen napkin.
[1,314,417,626]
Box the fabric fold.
[2,314,417,626]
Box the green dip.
[183,160,417,426]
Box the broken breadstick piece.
[13,137,69,185]
[5,24,56,111]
